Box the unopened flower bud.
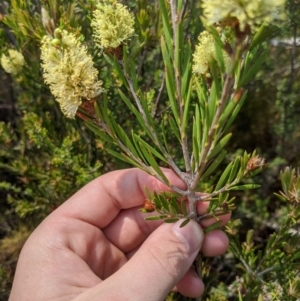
[51,38,61,47]
[54,28,62,40]
[41,7,55,36]
[247,155,265,171]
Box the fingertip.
[176,267,205,298]
[196,200,210,215]
[140,167,187,193]
[201,229,229,257]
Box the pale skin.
[9,168,230,301]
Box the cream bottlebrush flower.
[202,0,286,32]
[91,0,135,49]
[1,49,25,75]
[192,31,216,75]
[40,29,103,119]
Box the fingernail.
[172,220,204,254]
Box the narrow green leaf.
[208,133,232,160]
[181,200,188,216]
[246,229,254,245]
[229,184,261,190]
[152,194,162,210]
[204,22,225,49]
[280,167,293,194]
[103,53,114,65]
[134,135,167,163]
[168,203,177,215]
[131,132,148,163]
[207,81,218,126]
[215,162,233,191]
[165,67,179,124]
[180,219,190,227]
[169,197,180,214]
[214,38,225,73]
[175,20,183,72]
[118,89,152,138]
[160,119,169,153]
[158,0,173,57]
[111,120,139,158]
[103,54,129,89]
[242,46,258,73]
[202,150,227,180]
[161,36,179,124]
[218,191,229,203]
[228,157,241,183]
[164,218,180,223]
[138,142,169,184]
[250,23,272,51]
[204,220,222,234]
[207,198,219,213]
[105,148,139,167]
[93,101,102,120]
[223,91,247,132]
[161,35,173,78]
[168,116,181,142]
[159,193,170,211]
[241,151,250,171]
[238,50,268,88]
[129,55,138,91]
[182,81,192,135]
[246,166,265,177]
[218,89,247,127]
[139,93,155,129]
[144,187,152,200]
[195,78,208,143]
[178,0,184,10]
[209,59,221,99]
[98,97,116,139]
[265,232,277,250]
[195,76,208,106]
[84,121,114,143]
[145,215,169,221]
[181,42,192,98]
[234,59,242,83]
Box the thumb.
[100,219,204,301]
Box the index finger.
[57,168,186,229]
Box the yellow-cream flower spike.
[91,0,135,49]
[192,31,216,76]
[1,49,25,75]
[202,0,286,32]
[40,29,103,119]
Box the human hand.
[9,168,229,301]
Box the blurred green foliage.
[0,0,300,301]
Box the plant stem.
[170,0,191,174]
[187,187,197,218]
[152,74,165,118]
[124,71,187,181]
